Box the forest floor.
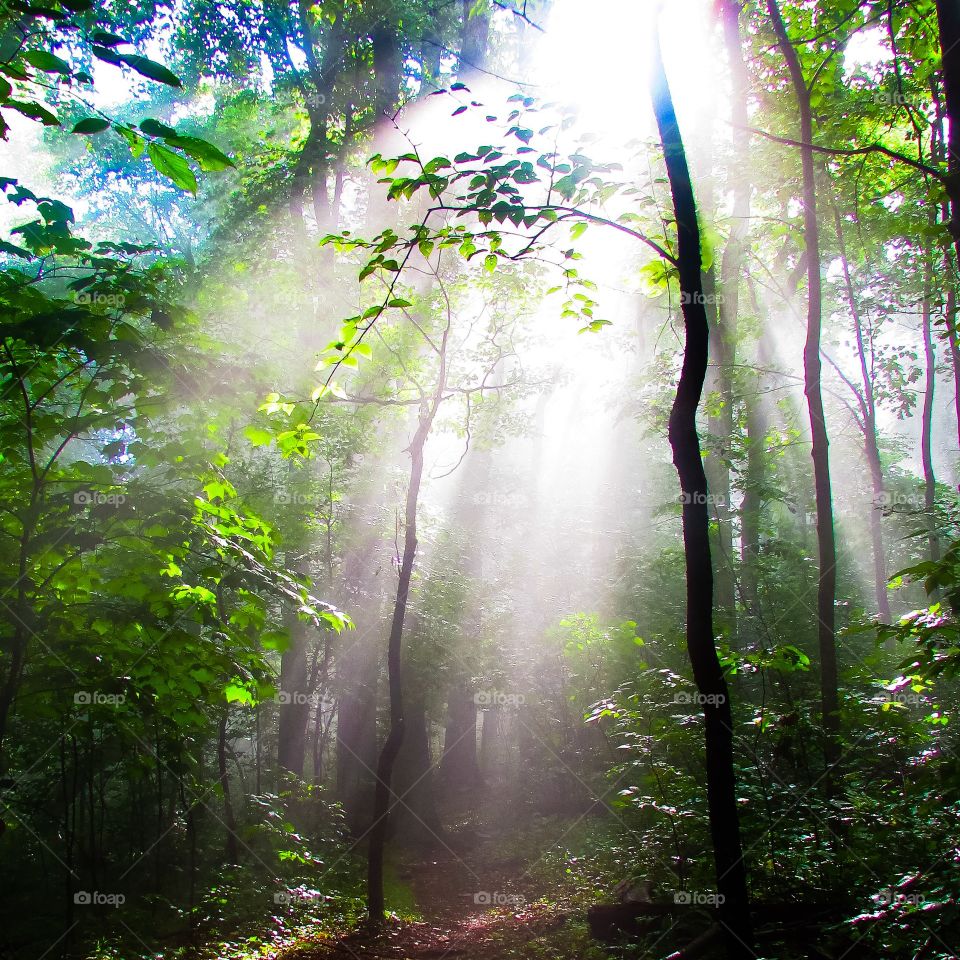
[276,792,610,960]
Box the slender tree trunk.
[367,410,430,921]
[767,0,840,793]
[921,257,941,564]
[367,312,451,919]
[0,484,37,770]
[372,22,403,122]
[649,15,754,957]
[278,613,312,776]
[828,198,891,620]
[864,428,889,615]
[336,615,380,833]
[935,0,960,268]
[704,267,737,626]
[459,0,490,80]
[932,98,960,462]
[440,681,480,787]
[740,303,771,612]
[719,0,753,633]
[740,392,765,607]
[945,267,960,456]
[478,707,503,781]
[217,709,239,864]
[390,697,444,845]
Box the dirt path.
[284,823,577,960]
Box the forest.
[1,0,959,958]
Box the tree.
[766,0,841,796]
[648,13,753,956]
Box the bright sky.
[535,0,722,143]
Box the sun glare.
[535,0,726,145]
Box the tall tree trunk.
[0,471,38,770]
[921,256,941,564]
[336,640,379,833]
[390,697,444,845]
[367,408,430,922]
[368,319,451,920]
[459,0,490,80]
[740,298,771,614]
[704,267,737,627]
[217,709,239,864]
[945,264,960,457]
[932,97,960,463]
[278,613,312,776]
[718,0,754,634]
[335,520,388,831]
[828,198,891,620]
[372,22,403,123]
[767,0,840,795]
[935,0,960,268]
[740,391,766,609]
[649,15,754,957]
[478,707,503,781]
[440,681,480,787]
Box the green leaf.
[139,117,177,138]
[90,30,127,47]
[0,239,31,258]
[118,54,182,88]
[146,141,197,194]
[164,134,234,171]
[91,45,124,66]
[94,47,182,87]
[243,425,273,448]
[72,117,110,135]
[261,630,290,652]
[116,125,145,158]
[4,100,59,125]
[224,683,254,706]
[23,50,71,74]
